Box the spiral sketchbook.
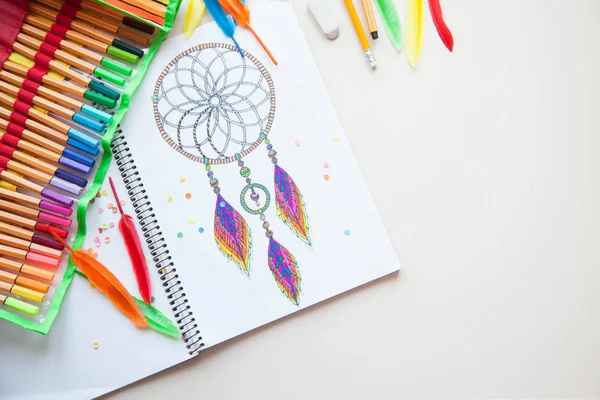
[0,3,399,399]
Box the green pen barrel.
[84,90,117,109]
[93,67,126,87]
[100,57,133,77]
[107,46,140,64]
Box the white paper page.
[120,2,400,350]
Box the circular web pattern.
[153,43,276,164]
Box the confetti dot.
[198,227,205,234]
[151,296,155,304]
[333,136,340,142]
[107,202,114,209]
[219,201,225,208]
[185,193,192,199]
[97,208,104,214]
[102,224,108,230]
[90,198,95,204]
[167,195,173,202]
[179,177,186,183]
[95,236,101,242]
[323,162,329,168]
[120,199,126,206]
[177,232,183,238]
[145,257,148,263]
[95,242,101,248]
[96,192,101,198]
[151,95,157,102]
[104,237,111,244]
[102,190,108,196]
[324,174,330,181]
[294,139,301,146]
[344,229,351,236]
[92,252,99,259]
[112,207,118,213]
[93,342,99,350]
[109,222,115,228]
[87,248,94,255]
[98,227,103,233]
[189,218,195,224]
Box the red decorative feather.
[109,177,152,304]
[49,228,148,328]
[428,0,454,52]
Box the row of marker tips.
[0,0,155,319]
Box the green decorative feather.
[374,0,403,52]
[134,297,181,338]
[75,270,180,338]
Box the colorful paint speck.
[185,193,192,199]
[177,232,183,238]
[294,139,301,146]
[344,229,351,236]
[324,174,330,181]
[198,227,205,233]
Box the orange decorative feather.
[216,0,278,65]
[49,228,148,328]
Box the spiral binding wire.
[110,129,204,355]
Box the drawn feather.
[405,0,424,68]
[274,164,310,245]
[268,237,301,305]
[216,0,278,65]
[428,0,454,52]
[204,0,244,56]
[214,193,251,274]
[108,177,152,305]
[50,229,148,328]
[374,0,403,52]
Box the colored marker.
[0,105,99,157]
[0,243,60,268]
[3,59,117,109]
[0,128,91,175]
[21,23,132,78]
[0,145,87,188]
[0,169,73,208]
[0,293,39,316]
[0,280,45,303]
[0,233,62,259]
[17,33,127,87]
[0,79,105,132]
[0,255,55,282]
[0,187,72,217]
[79,0,156,34]
[12,42,121,100]
[0,156,83,195]
[0,220,63,251]
[39,0,149,46]
[24,14,139,64]
[0,69,114,124]
[0,209,69,238]
[29,3,145,59]
[0,269,50,294]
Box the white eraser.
[307,0,340,40]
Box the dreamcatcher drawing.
[153,43,310,305]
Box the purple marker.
[59,156,91,175]
[49,177,82,196]
[40,187,74,208]
[31,233,64,251]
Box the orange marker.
[0,256,54,282]
[0,269,49,294]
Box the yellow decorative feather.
[405,0,424,69]
[184,0,206,39]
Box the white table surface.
[108,0,600,398]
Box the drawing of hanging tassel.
[260,133,311,245]
[268,237,301,305]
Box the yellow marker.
[343,0,376,68]
[0,280,45,303]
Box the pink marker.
[0,243,60,268]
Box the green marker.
[107,45,140,64]
[100,57,133,77]
[1,293,39,316]
[93,67,126,87]
[84,90,117,109]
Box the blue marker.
[67,127,100,149]
[62,147,95,168]
[72,112,105,133]
[67,137,100,156]
[80,104,113,124]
